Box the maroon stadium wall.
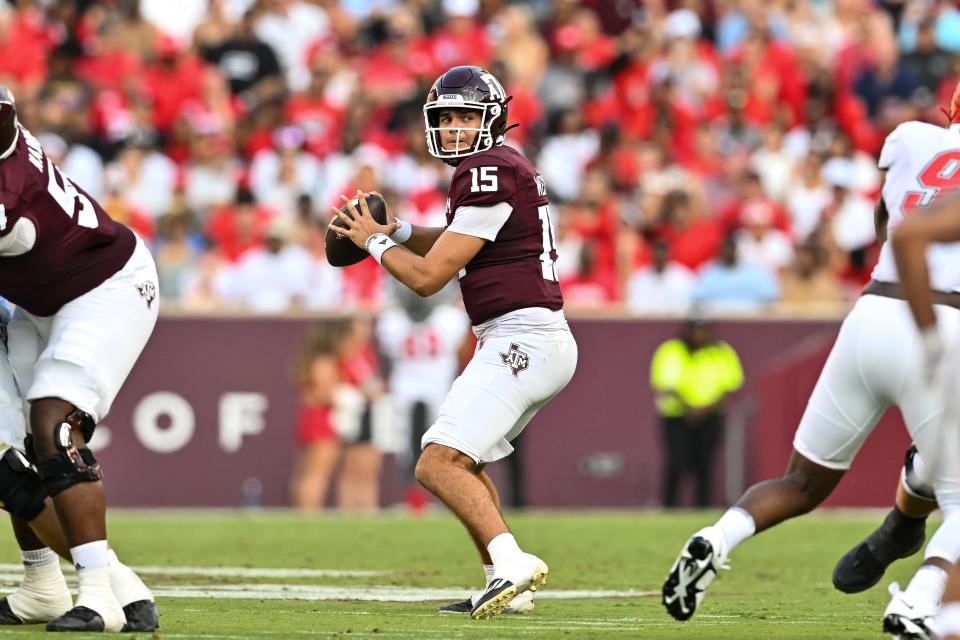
[97,316,910,508]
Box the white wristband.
[365,233,398,265]
[391,219,412,243]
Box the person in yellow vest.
[650,313,743,507]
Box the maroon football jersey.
[446,145,563,325]
[0,126,135,316]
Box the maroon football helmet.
[423,66,511,163]
[0,86,16,160]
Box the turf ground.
[0,509,934,639]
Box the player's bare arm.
[399,224,447,257]
[331,191,484,296]
[362,190,445,256]
[891,193,960,330]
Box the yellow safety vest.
[650,338,744,418]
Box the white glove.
[919,325,944,386]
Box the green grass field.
[0,509,933,639]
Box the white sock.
[469,565,498,606]
[20,548,65,592]
[714,507,756,552]
[7,548,71,623]
[107,550,153,606]
[487,533,522,567]
[939,602,960,636]
[70,540,109,571]
[483,564,495,584]
[22,547,59,568]
[925,510,960,563]
[904,564,948,605]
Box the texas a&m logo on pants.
[500,343,529,377]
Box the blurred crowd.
[6,0,958,315]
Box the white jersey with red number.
[376,305,470,404]
[873,121,960,290]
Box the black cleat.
[121,599,158,632]
[833,508,926,594]
[0,598,23,625]
[46,606,104,632]
[437,598,472,613]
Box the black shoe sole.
[663,537,714,622]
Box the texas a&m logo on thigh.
[500,343,529,377]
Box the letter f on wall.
[219,393,268,453]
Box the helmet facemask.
[423,100,503,160]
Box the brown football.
[325,193,389,267]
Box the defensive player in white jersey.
[662,101,960,638]
[888,190,960,639]
[0,87,159,632]
[330,66,578,620]
[376,288,470,466]
[891,184,960,640]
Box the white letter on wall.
[219,393,268,453]
[133,392,195,453]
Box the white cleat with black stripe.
[470,554,547,620]
[438,589,534,614]
[662,527,729,621]
[883,583,939,640]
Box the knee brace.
[903,444,937,502]
[36,409,102,497]
[0,447,48,520]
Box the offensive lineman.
[0,87,159,631]
[0,297,155,631]
[661,92,960,638]
[329,66,577,620]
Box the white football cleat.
[505,589,535,614]
[437,589,535,614]
[883,582,940,640]
[471,553,548,620]
[662,526,729,621]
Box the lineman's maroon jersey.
[446,145,563,325]
[0,126,135,316]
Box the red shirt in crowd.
[206,202,273,262]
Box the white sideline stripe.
[0,563,390,578]
[150,585,658,602]
[132,566,392,578]
[0,563,656,603]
